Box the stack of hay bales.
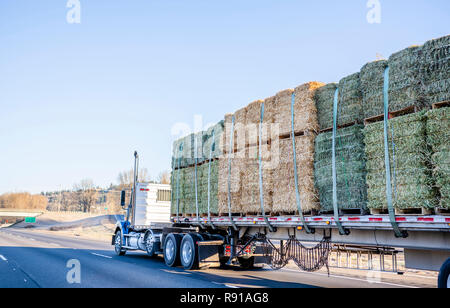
[218,110,246,215]
[315,83,338,130]
[170,167,185,215]
[241,143,273,214]
[272,133,319,214]
[314,125,367,213]
[218,150,244,214]
[240,99,273,214]
[426,107,450,209]
[420,36,450,105]
[388,46,425,110]
[364,111,435,211]
[360,60,388,119]
[270,84,323,214]
[197,160,220,215]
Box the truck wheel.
[180,233,201,270]
[238,256,255,270]
[164,233,182,267]
[438,258,450,289]
[145,231,159,258]
[114,231,126,256]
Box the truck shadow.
[0,244,319,288]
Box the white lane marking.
[281,268,419,288]
[0,255,7,262]
[91,253,112,259]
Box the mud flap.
[198,240,223,269]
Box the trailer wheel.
[164,233,182,267]
[145,231,159,258]
[114,231,126,256]
[180,233,201,270]
[238,256,255,270]
[438,258,450,289]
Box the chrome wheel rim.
[115,233,121,253]
[182,241,192,265]
[166,238,175,261]
[146,234,154,252]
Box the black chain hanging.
[261,236,331,274]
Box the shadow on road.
[0,245,318,288]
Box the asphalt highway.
[0,229,435,288]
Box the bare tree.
[73,179,97,213]
[117,168,150,189]
[157,170,171,184]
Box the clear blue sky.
[0,0,449,194]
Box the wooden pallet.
[432,100,450,110]
[320,121,359,134]
[369,208,389,215]
[364,105,418,125]
[394,207,434,216]
[436,208,450,216]
[279,130,315,140]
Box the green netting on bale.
[388,46,426,110]
[314,125,367,212]
[427,107,450,209]
[360,60,388,119]
[364,111,437,210]
[420,36,450,105]
[314,83,337,130]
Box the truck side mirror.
[120,191,126,207]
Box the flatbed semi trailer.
[113,152,450,288]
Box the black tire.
[180,233,201,270]
[114,231,126,256]
[238,256,255,269]
[438,258,450,289]
[164,233,182,267]
[145,231,159,258]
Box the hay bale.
[182,167,196,214]
[234,107,247,152]
[420,35,450,105]
[194,132,204,164]
[360,60,388,119]
[170,167,185,215]
[388,46,426,110]
[273,89,294,137]
[222,113,233,155]
[364,111,436,210]
[314,125,367,212]
[218,151,244,214]
[427,107,450,209]
[272,83,323,137]
[203,121,225,160]
[337,73,364,126]
[314,83,338,130]
[272,134,319,214]
[197,161,220,215]
[246,100,265,145]
[241,145,273,214]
